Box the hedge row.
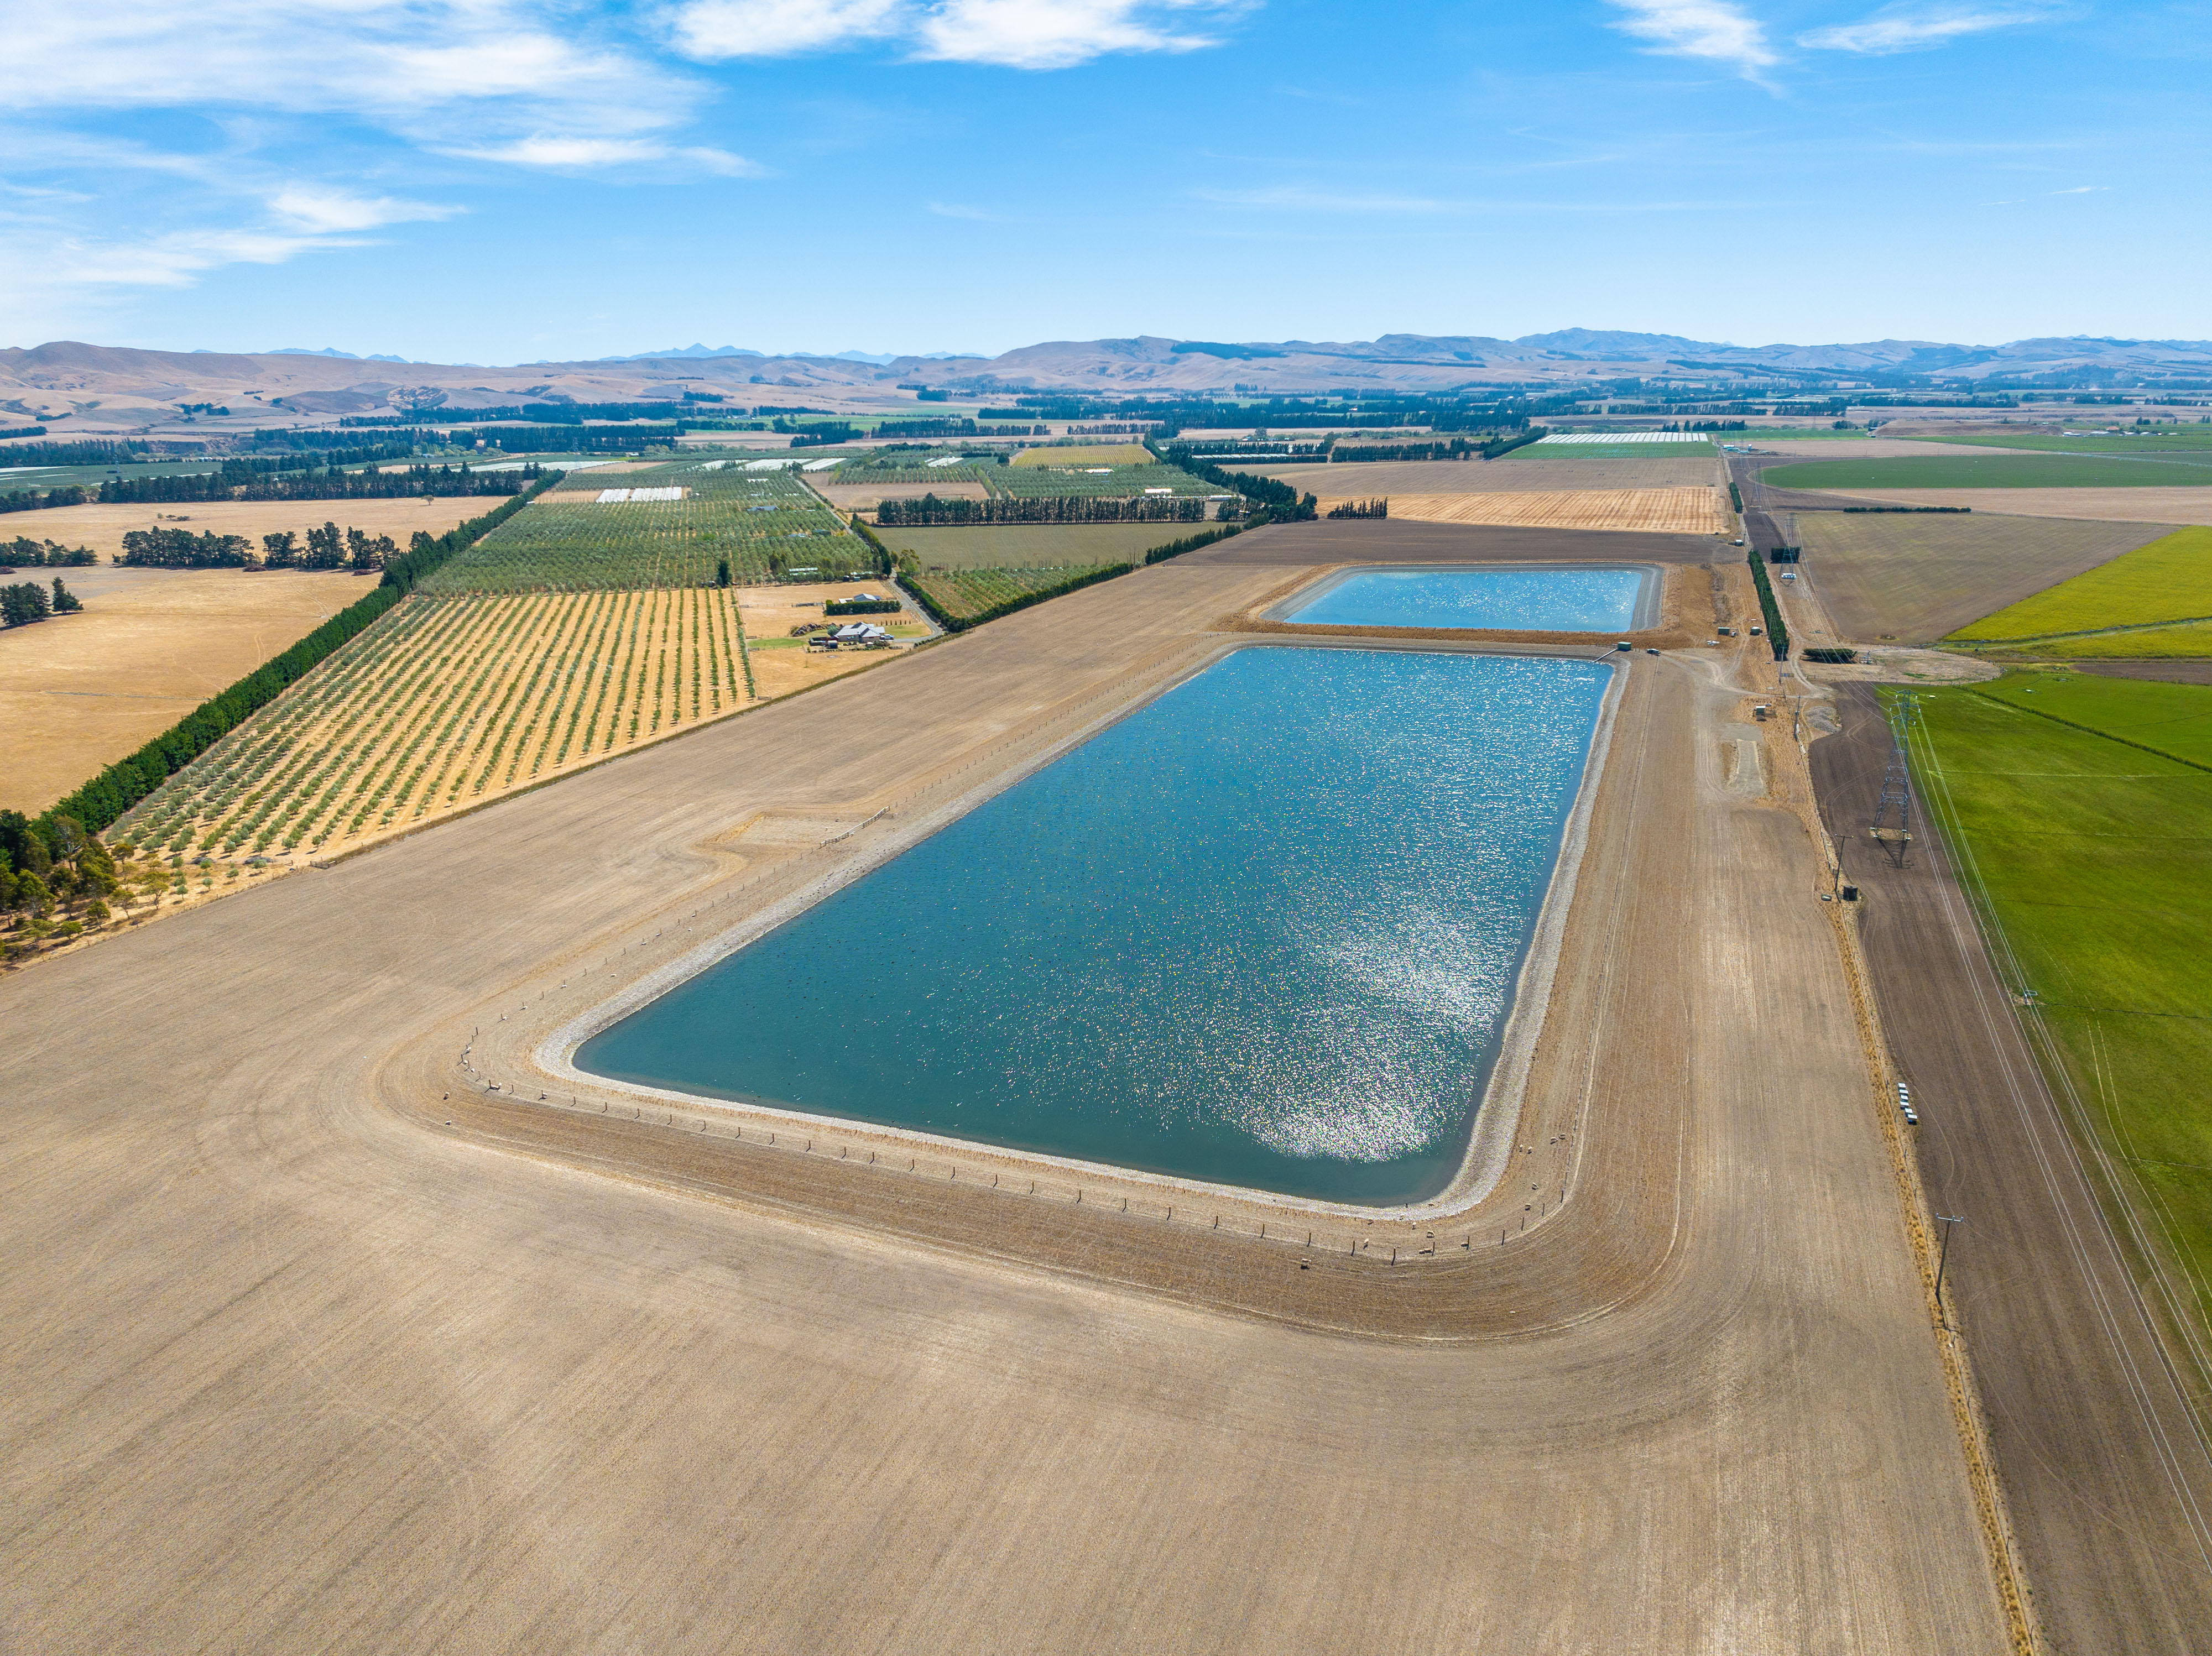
[1144,524,1243,565]
[50,475,559,838]
[1746,548,1791,661]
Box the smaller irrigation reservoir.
[577,646,1611,1204]
[1276,563,1658,633]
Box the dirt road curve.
[2,531,2013,1652]
[1811,684,2212,1650]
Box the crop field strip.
[1766,452,2212,490]
[995,463,1218,499]
[1948,526,2212,649]
[1367,487,1727,536]
[423,460,867,593]
[112,586,757,871]
[1257,456,1718,495]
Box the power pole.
[1935,1214,1966,1307]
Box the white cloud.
[1799,4,2052,52]
[0,224,360,296]
[664,0,1244,68]
[449,137,764,174]
[1607,0,1777,74]
[669,0,906,58]
[268,188,462,233]
[0,0,699,138]
[915,0,1230,67]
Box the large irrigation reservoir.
[577,645,1611,1203]
[1275,563,1657,631]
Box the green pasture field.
[1766,453,2212,490]
[1950,527,2212,643]
[421,460,868,593]
[996,463,1215,499]
[1929,428,2212,455]
[1907,672,2212,1329]
[876,523,1197,570]
[0,459,227,487]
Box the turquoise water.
[1281,565,1652,632]
[577,646,1610,1204]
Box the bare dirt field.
[15,496,489,562]
[0,536,2037,1653]
[1262,455,1717,494]
[1827,486,2212,524]
[1375,486,1728,536]
[1793,512,2169,642]
[0,566,367,812]
[1809,685,2212,1653]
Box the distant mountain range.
[4,332,2207,433]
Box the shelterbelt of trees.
[4,536,97,567]
[119,523,406,572]
[1,461,549,515]
[1,577,82,626]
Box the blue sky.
[2,0,2203,361]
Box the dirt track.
[1,533,2017,1652]
[1809,685,2212,1652]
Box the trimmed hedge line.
[51,475,559,839]
[1144,524,1242,565]
[1747,547,1791,661]
[825,597,901,615]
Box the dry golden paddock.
[0,519,2042,1654]
[1371,485,1728,536]
[20,495,489,563]
[0,565,367,812]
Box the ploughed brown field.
[1793,511,2169,642]
[1825,486,2212,525]
[0,565,369,812]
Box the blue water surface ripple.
[577,646,1610,1204]
[1286,566,1648,632]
